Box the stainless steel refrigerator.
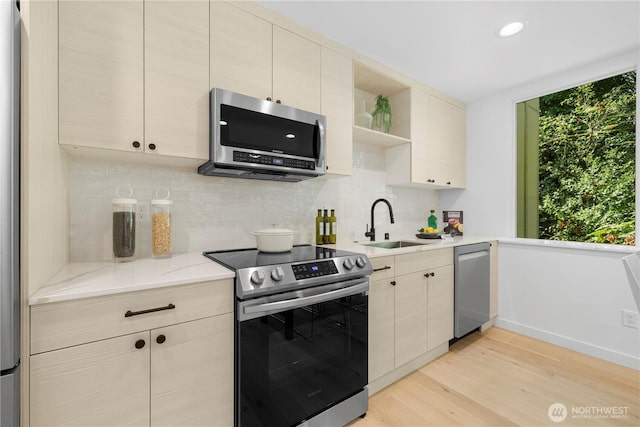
[1,1,20,426]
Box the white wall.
[70,143,439,261]
[442,49,640,369]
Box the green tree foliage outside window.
[521,71,636,245]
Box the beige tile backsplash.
[70,143,439,261]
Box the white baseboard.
[494,318,640,371]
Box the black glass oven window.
[220,104,317,158]
[237,294,368,427]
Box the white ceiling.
[258,1,640,102]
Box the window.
[517,71,636,245]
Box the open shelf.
[353,125,410,148]
[353,61,411,146]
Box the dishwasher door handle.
[457,250,489,261]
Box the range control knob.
[250,270,265,286]
[355,256,367,268]
[271,267,285,282]
[343,258,354,270]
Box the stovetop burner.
[204,244,356,271]
[203,244,372,300]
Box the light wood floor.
[350,327,639,426]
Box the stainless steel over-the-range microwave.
[198,88,327,182]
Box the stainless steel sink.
[364,240,427,249]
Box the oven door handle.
[240,280,368,320]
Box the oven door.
[236,280,368,427]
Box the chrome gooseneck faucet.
[364,198,394,241]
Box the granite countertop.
[29,235,497,306]
[29,252,235,306]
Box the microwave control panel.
[233,151,315,170]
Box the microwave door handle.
[314,119,323,159]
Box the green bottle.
[329,209,337,244]
[323,209,330,244]
[428,210,438,231]
[315,209,323,245]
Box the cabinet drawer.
[31,279,233,354]
[395,248,453,276]
[369,256,395,281]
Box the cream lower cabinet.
[368,249,454,385]
[150,315,233,427]
[30,332,151,426]
[394,270,428,366]
[427,264,454,350]
[30,280,233,427]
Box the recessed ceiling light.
[499,21,525,37]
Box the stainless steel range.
[204,245,372,427]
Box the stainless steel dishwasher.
[454,242,491,338]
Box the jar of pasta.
[151,198,172,258]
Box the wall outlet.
[621,309,639,329]
[137,203,149,223]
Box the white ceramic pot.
[251,226,297,253]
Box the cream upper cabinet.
[210,2,321,113]
[210,1,272,101]
[145,0,210,160]
[428,94,467,188]
[30,332,151,427]
[427,264,454,350]
[150,315,233,427]
[273,26,321,113]
[410,90,430,184]
[59,0,144,152]
[321,47,353,176]
[386,89,466,189]
[394,270,428,367]
[59,0,210,161]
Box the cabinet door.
[369,278,395,381]
[210,1,272,101]
[273,26,321,113]
[59,0,143,152]
[394,271,427,367]
[30,332,150,427]
[410,89,431,184]
[427,264,454,350]
[445,102,467,187]
[429,94,466,188]
[427,94,450,185]
[150,314,234,427]
[321,47,352,176]
[145,0,209,160]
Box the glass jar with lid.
[151,199,172,258]
[112,198,137,262]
